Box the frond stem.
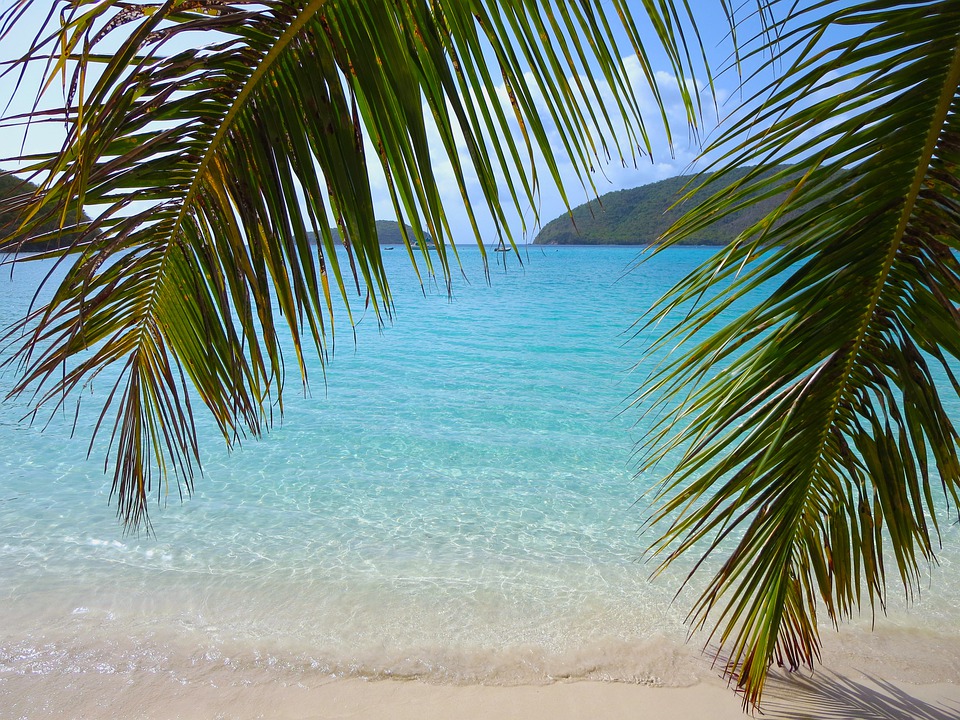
[170,0,331,238]
[810,34,960,491]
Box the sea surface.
[1,246,959,708]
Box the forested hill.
[0,174,89,252]
[309,220,434,245]
[2,176,429,251]
[533,167,789,245]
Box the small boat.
[493,238,510,252]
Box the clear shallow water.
[0,246,958,700]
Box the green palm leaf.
[0,0,712,529]
[638,0,960,708]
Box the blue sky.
[0,1,787,244]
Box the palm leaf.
[0,0,714,529]
[637,0,960,708]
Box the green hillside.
[533,167,789,245]
[2,180,425,252]
[0,174,88,252]
[309,220,434,246]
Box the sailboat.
[493,237,510,252]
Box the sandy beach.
[2,663,958,720]
[3,622,960,720]
[3,587,958,720]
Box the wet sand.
[2,654,958,720]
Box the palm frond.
[638,0,960,708]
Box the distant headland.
[309,220,434,246]
[0,175,88,252]
[533,167,789,246]
[1,174,432,252]
[5,170,786,251]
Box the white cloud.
[359,51,735,247]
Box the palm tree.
[2,0,959,710]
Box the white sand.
[2,663,958,719]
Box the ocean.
[1,246,958,706]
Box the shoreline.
[5,579,959,687]
[3,606,959,719]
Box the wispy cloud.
[361,55,731,246]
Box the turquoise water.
[1,246,958,695]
